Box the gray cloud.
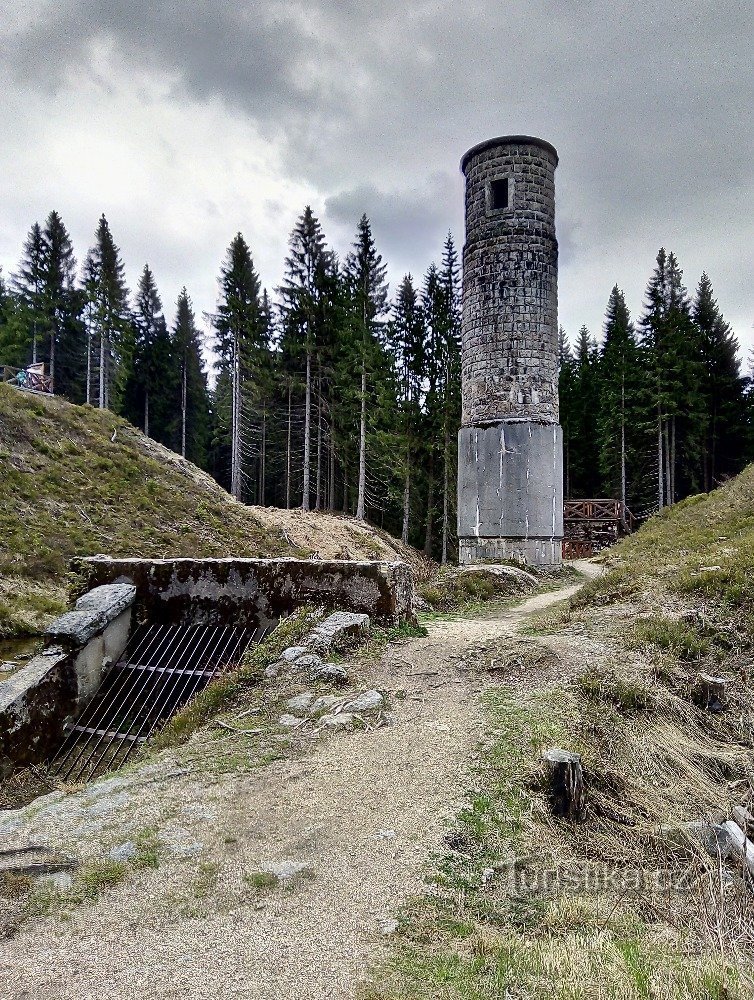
[1,0,752,344]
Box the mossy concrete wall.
[71,557,414,627]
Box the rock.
[290,653,327,673]
[304,612,370,654]
[343,690,383,713]
[280,646,308,662]
[109,840,138,862]
[310,695,342,714]
[260,860,315,883]
[286,693,315,712]
[265,661,283,679]
[378,918,399,935]
[375,829,397,840]
[278,714,303,728]
[320,712,355,728]
[309,662,349,684]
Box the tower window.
[490,178,509,210]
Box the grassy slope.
[0,383,423,639]
[367,473,754,1000]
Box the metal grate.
[49,623,271,782]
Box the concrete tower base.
[457,421,563,567]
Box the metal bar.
[118,626,250,768]
[55,624,177,781]
[81,625,208,780]
[118,626,236,765]
[61,625,193,782]
[49,625,160,775]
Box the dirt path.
[0,566,595,1000]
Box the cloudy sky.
[2,1,752,358]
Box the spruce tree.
[639,249,703,507]
[597,287,641,514]
[0,269,27,369]
[388,274,424,543]
[209,233,265,499]
[558,327,577,499]
[173,288,211,468]
[122,265,177,445]
[42,211,86,401]
[344,215,389,522]
[693,272,747,489]
[84,216,132,410]
[438,233,462,562]
[570,326,601,497]
[278,207,331,511]
[12,222,45,367]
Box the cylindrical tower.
[457,136,563,566]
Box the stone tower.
[457,135,563,566]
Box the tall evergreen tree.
[569,325,600,497]
[42,211,86,401]
[388,274,425,543]
[209,233,265,499]
[693,272,747,489]
[278,207,332,511]
[12,223,45,367]
[122,265,176,444]
[558,326,577,499]
[597,287,642,513]
[639,249,703,507]
[84,215,132,410]
[344,215,389,522]
[438,232,462,562]
[173,288,211,468]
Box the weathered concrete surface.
[457,421,563,566]
[0,650,75,767]
[458,135,563,566]
[71,558,414,626]
[45,584,136,648]
[0,586,136,767]
[72,607,132,702]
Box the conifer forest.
[0,209,750,558]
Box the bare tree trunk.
[285,379,292,509]
[441,421,450,564]
[144,391,149,438]
[424,455,434,556]
[230,338,241,499]
[302,347,311,511]
[401,459,410,544]
[181,357,187,458]
[260,407,266,505]
[356,358,367,521]
[315,370,323,510]
[49,321,55,390]
[99,331,105,409]
[663,419,672,507]
[670,415,676,505]
[85,313,92,405]
[329,419,336,512]
[620,375,627,522]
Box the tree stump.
[695,673,727,713]
[543,748,586,821]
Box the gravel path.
[0,570,593,1000]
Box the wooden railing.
[2,364,53,394]
[564,499,636,532]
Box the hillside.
[0,383,428,639]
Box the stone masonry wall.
[461,138,559,425]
